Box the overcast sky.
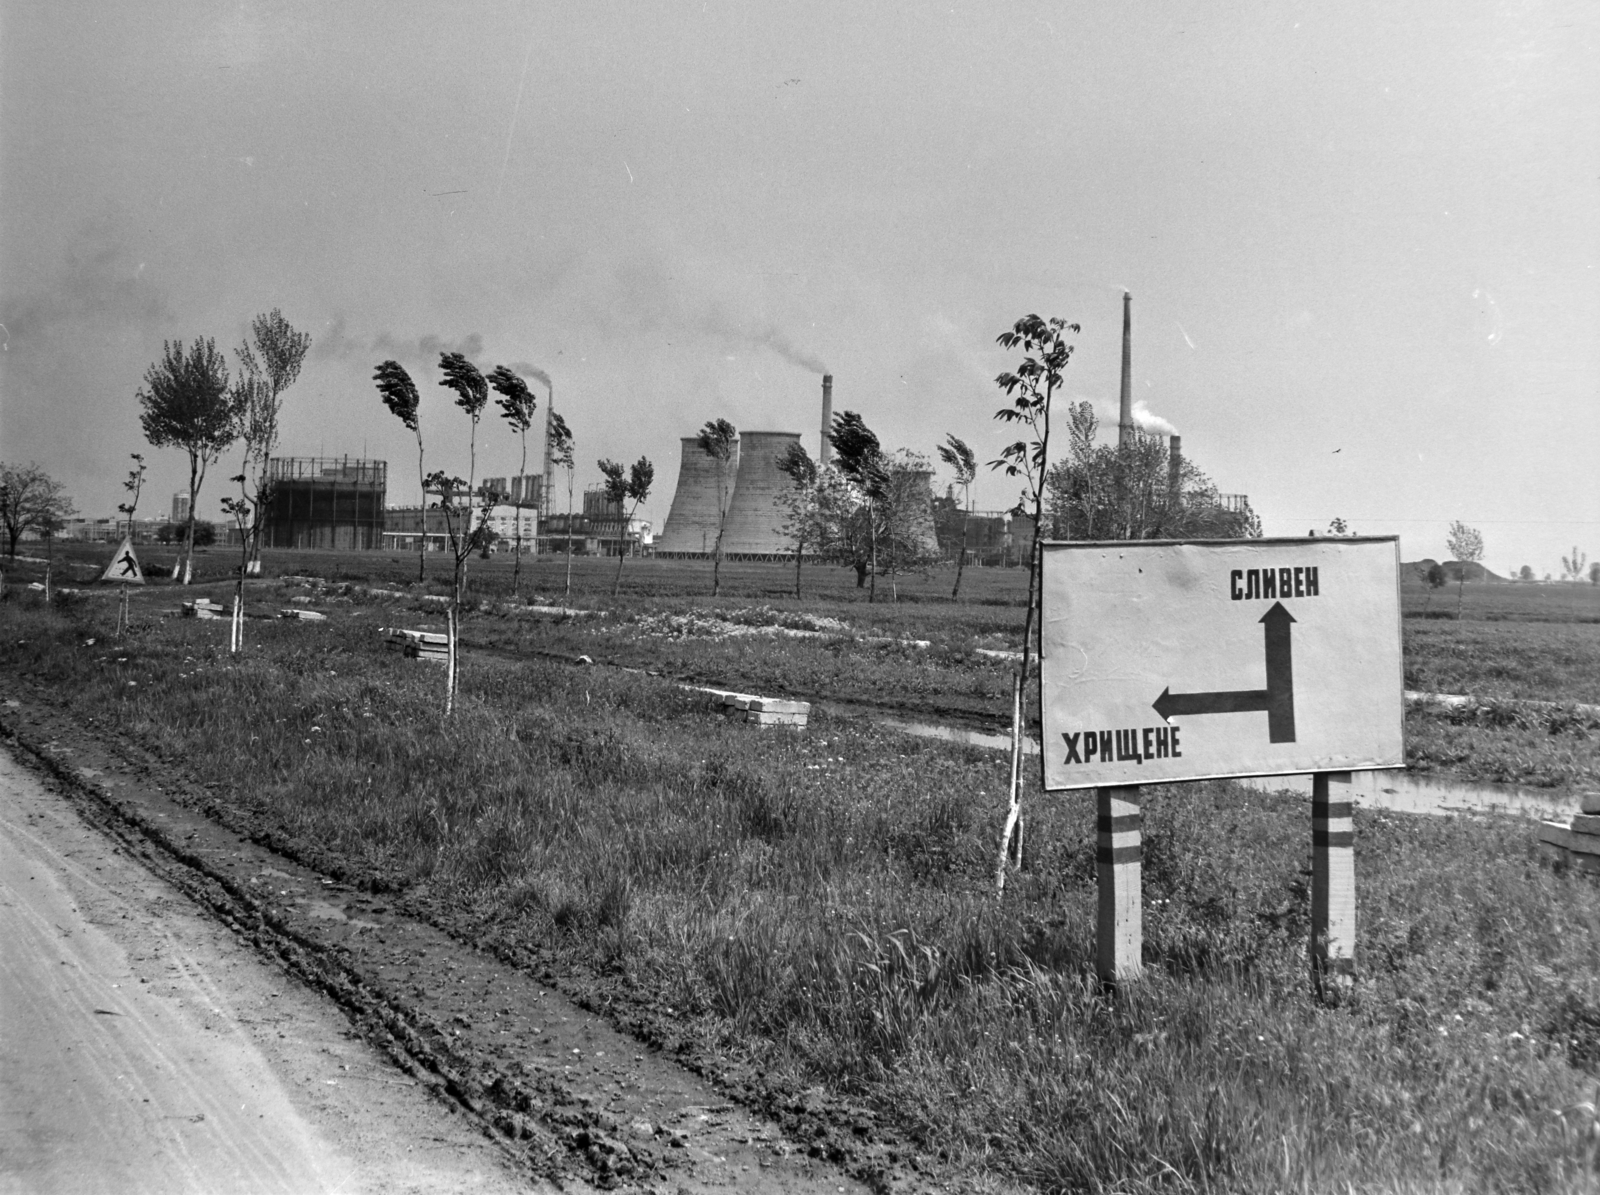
[2,1,1594,575]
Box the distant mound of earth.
[1403,558,1507,583]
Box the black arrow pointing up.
[1152,601,1297,743]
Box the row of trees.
[373,352,654,711]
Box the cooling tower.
[721,431,803,557]
[655,435,740,557]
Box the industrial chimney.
[820,375,834,466]
[1118,292,1134,447]
[1167,434,1183,504]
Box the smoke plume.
[1130,400,1177,436]
[506,361,552,388]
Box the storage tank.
[654,436,740,557]
[721,431,803,558]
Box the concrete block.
[1539,821,1600,857]
[1572,813,1600,836]
[1582,792,1600,815]
[279,609,327,622]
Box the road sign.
[1039,537,1403,791]
[98,537,145,585]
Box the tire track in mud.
[0,682,911,1194]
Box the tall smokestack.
[820,375,834,466]
[1167,434,1183,503]
[1118,292,1134,447]
[541,386,556,519]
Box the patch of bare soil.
[0,679,935,1194]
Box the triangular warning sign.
[99,537,145,585]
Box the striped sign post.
[1311,771,1356,994]
[1039,538,1403,997]
[1096,785,1143,983]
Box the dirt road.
[0,745,542,1195]
[0,685,895,1194]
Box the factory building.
[536,487,650,557]
[262,457,386,550]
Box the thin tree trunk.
[794,538,803,599]
[564,475,575,599]
[951,508,970,599]
[415,436,426,585]
[512,432,527,598]
[868,509,877,603]
[445,603,457,716]
[995,529,1044,895]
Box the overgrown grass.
[5,594,1599,1192]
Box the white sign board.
[1039,538,1403,791]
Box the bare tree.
[487,366,538,598]
[696,419,738,596]
[936,434,976,598]
[233,310,311,575]
[990,314,1078,895]
[374,360,427,582]
[597,456,654,596]
[1445,520,1484,620]
[138,338,237,584]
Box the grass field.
[4,546,1600,1190]
[13,543,1600,791]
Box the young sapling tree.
[696,419,738,596]
[233,310,311,576]
[1445,520,1484,620]
[598,455,654,596]
[936,433,976,598]
[990,314,1078,895]
[487,365,538,598]
[828,411,889,603]
[775,442,818,599]
[114,454,146,635]
[547,413,576,599]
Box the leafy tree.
[1561,546,1588,583]
[1327,517,1351,536]
[828,410,890,602]
[487,366,538,597]
[876,449,943,602]
[936,434,976,598]
[1417,561,1448,613]
[597,456,654,596]
[137,338,237,583]
[547,412,576,599]
[695,419,738,596]
[1518,564,1534,582]
[1445,520,1484,619]
[1042,406,1258,542]
[373,360,426,582]
[233,310,311,576]
[1590,562,1600,585]
[774,442,818,599]
[0,462,77,559]
[988,314,1078,894]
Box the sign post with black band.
[1039,537,1403,992]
